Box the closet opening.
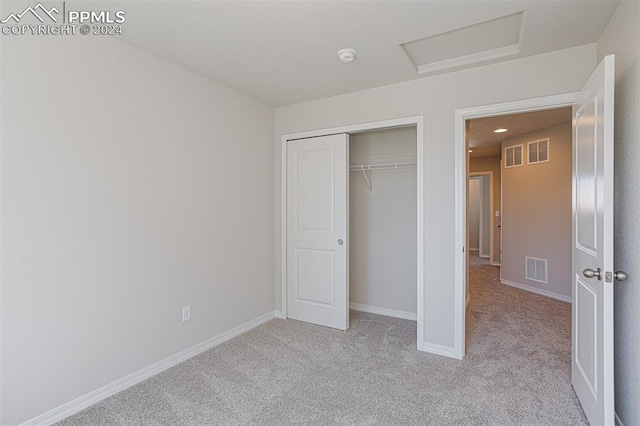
[281,116,425,349]
[349,126,418,323]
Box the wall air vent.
[528,138,550,164]
[504,144,523,168]
[525,256,548,284]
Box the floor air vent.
[525,257,548,284]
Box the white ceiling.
[468,107,572,158]
[113,1,619,107]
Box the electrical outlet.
[182,305,191,322]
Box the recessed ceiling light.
[337,48,357,63]
[494,128,508,133]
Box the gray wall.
[1,36,275,424]
[597,1,640,423]
[349,127,417,315]
[274,44,597,350]
[501,123,572,299]
[470,156,502,265]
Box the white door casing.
[572,54,615,425]
[286,133,349,330]
[455,93,578,359]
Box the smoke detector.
[337,48,357,63]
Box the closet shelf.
[349,162,416,192]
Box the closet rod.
[348,161,416,172]
[349,162,416,192]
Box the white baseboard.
[500,279,572,303]
[466,294,471,310]
[349,302,416,321]
[21,311,277,426]
[615,412,624,426]
[419,342,463,359]
[274,310,286,319]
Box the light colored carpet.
[59,260,586,425]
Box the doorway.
[467,107,573,302]
[468,172,493,264]
[456,56,616,425]
[280,116,426,350]
[453,93,578,358]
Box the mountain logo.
[1,3,60,24]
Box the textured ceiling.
[109,1,619,106]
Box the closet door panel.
[286,133,348,330]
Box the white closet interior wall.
[349,126,417,317]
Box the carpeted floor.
[59,257,586,425]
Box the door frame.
[467,176,482,253]
[469,172,494,263]
[454,93,578,358]
[281,116,425,350]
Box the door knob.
[583,268,602,280]
[614,271,629,282]
[338,239,344,246]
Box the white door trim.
[281,116,425,350]
[454,93,579,358]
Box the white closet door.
[286,134,348,330]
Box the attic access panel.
[402,12,524,75]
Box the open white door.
[572,54,615,425]
[286,133,348,330]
